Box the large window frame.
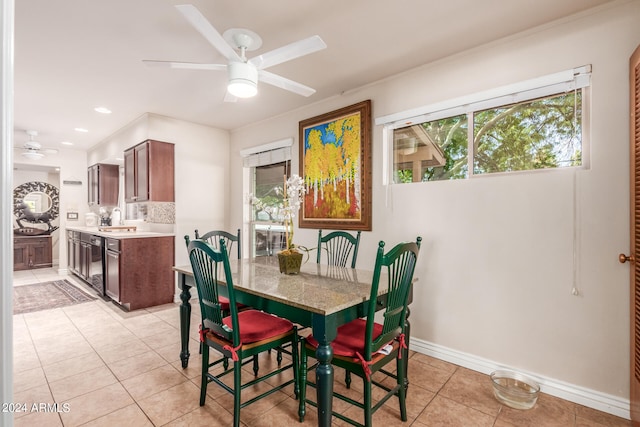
[377,66,591,184]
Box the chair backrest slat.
[317,230,361,269]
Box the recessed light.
[74,128,88,133]
[61,141,73,146]
[115,157,124,161]
[94,107,112,114]
[55,168,60,172]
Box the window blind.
[241,138,293,168]
[376,65,591,129]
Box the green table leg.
[312,315,337,427]
[179,273,192,369]
[315,342,334,427]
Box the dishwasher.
[85,234,105,295]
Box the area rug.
[13,280,96,315]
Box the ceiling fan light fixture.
[21,151,44,160]
[227,62,258,98]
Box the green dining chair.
[299,237,421,427]
[188,239,299,427]
[185,230,253,371]
[188,229,243,316]
[195,228,241,259]
[316,229,361,387]
[317,230,361,268]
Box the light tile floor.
[10,268,632,426]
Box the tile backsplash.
[126,202,175,224]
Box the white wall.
[227,0,639,411]
[88,113,230,267]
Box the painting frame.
[298,99,372,231]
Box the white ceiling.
[13,0,615,153]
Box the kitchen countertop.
[66,226,175,239]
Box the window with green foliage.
[473,91,582,174]
[388,67,589,183]
[393,115,468,183]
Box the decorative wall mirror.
[13,181,60,234]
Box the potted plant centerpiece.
[251,174,306,274]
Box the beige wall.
[87,113,230,268]
[227,0,639,412]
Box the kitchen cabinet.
[124,140,174,203]
[68,232,106,295]
[104,238,120,301]
[67,230,78,273]
[13,235,52,271]
[79,237,91,281]
[88,163,119,206]
[105,235,174,310]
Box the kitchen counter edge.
[65,226,175,239]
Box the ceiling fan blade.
[41,148,58,154]
[175,4,241,62]
[142,60,227,71]
[249,35,326,70]
[258,70,316,97]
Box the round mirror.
[22,191,53,213]
[13,181,60,220]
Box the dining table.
[173,256,400,427]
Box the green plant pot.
[277,251,303,275]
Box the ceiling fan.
[17,130,58,160]
[143,4,327,101]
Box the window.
[241,138,293,257]
[251,162,289,257]
[393,115,468,183]
[381,66,590,183]
[473,91,582,174]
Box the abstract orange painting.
[298,100,371,231]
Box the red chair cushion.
[218,296,247,312]
[306,318,383,357]
[222,310,293,343]
[218,296,231,311]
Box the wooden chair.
[317,230,361,268]
[188,239,299,427]
[299,237,421,427]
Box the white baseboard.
[410,337,630,420]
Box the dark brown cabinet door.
[105,249,120,301]
[30,238,53,269]
[88,164,98,205]
[124,148,136,202]
[135,143,149,202]
[80,242,91,280]
[13,236,52,271]
[13,240,29,271]
[88,163,119,206]
[629,43,640,425]
[123,140,175,203]
[67,234,74,272]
